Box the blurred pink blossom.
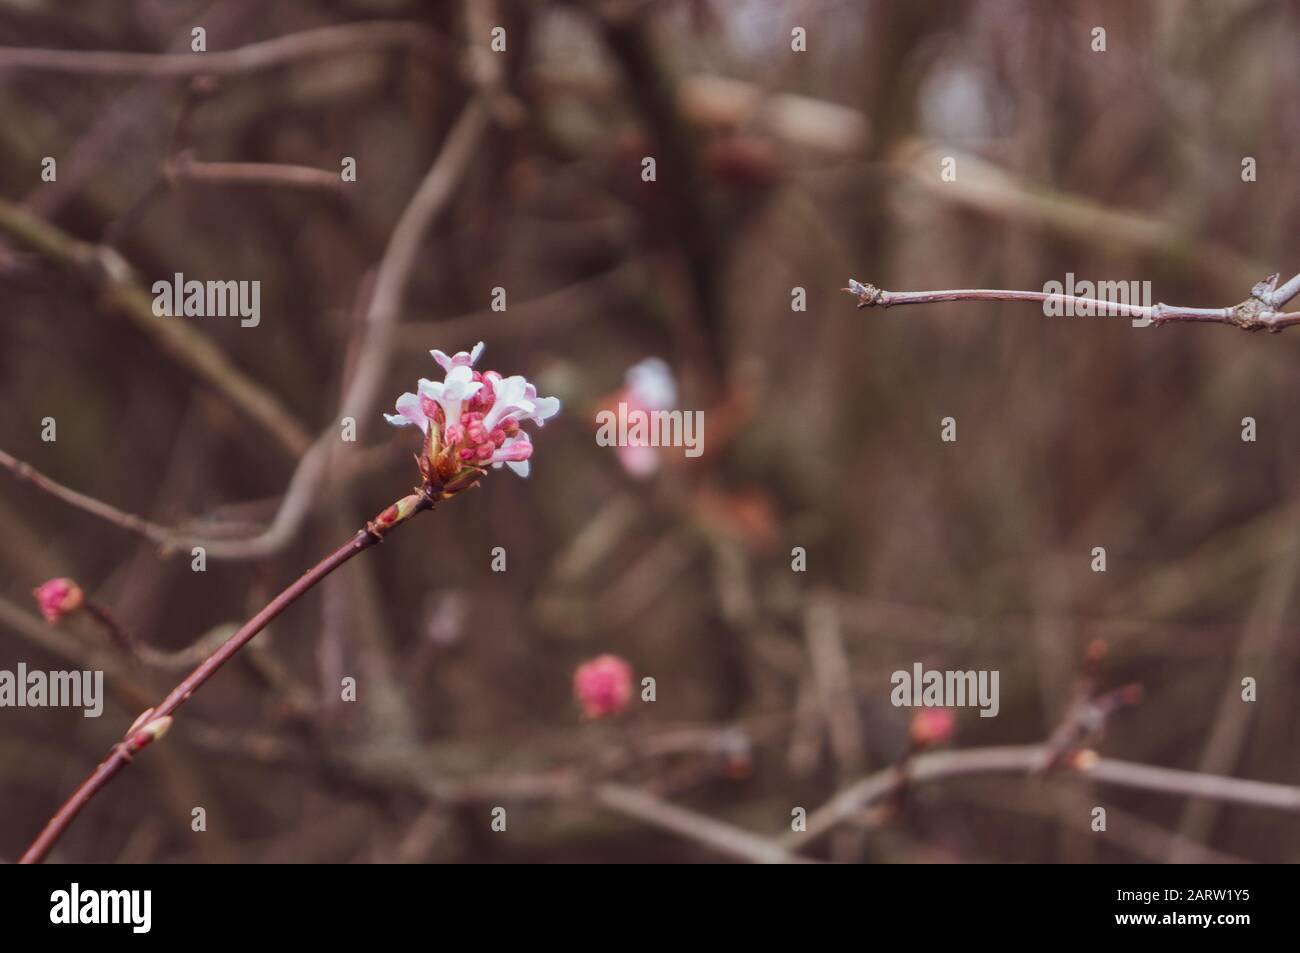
[573,654,634,719]
[909,708,956,747]
[32,577,84,624]
[615,357,677,478]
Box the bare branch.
[0,100,490,561]
[593,783,811,864]
[844,278,1300,332]
[0,197,313,455]
[0,22,445,78]
[164,153,345,193]
[1268,272,1300,309]
[0,448,176,549]
[790,744,1300,849]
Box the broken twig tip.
[844,278,883,308]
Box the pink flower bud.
[32,578,84,624]
[492,438,531,463]
[462,412,488,446]
[371,494,422,534]
[573,654,634,719]
[909,708,956,747]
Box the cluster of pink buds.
[385,342,560,492]
[573,654,634,719]
[32,577,84,624]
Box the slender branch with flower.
[19,342,559,864]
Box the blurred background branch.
[3,0,1300,863]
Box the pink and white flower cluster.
[385,342,559,483]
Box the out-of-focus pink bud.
[32,578,84,624]
[573,654,634,719]
[909,708,956,748]
[598,358,678,479]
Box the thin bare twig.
[0,448,175,549]
[789,744,1300,849]
[0,595,146,709]
[164,153,345,193]
[82,601,136,657]
[0,22,445,77]
[0,100,490,561]
[0,197,313,456]
[843,276,1300,332]
[593,782,810,864]
[1267,271,1300,309]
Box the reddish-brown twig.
[0,447,176,548]
[82,600,136,657]
[18,489,439,864]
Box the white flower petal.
[386,392,429,434]
[529,395,561,425]
[445,364,475,386]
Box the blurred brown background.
[2,0,1299,863]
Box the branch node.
[843,279,883,308]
